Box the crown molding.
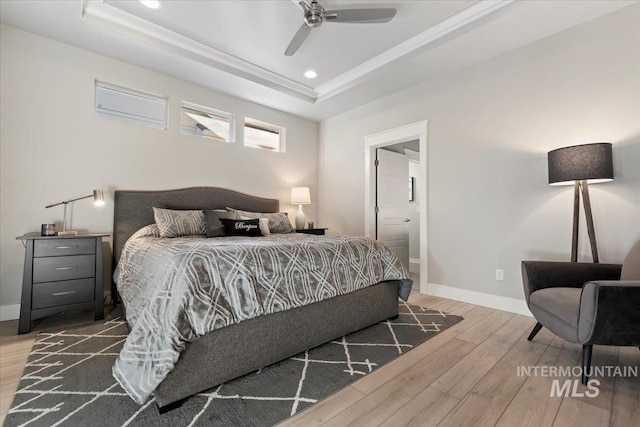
[314,0,515,102]
[81,0,317,102]
[82,0,513,105]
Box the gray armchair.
[521,239,640,385]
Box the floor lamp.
[548,143,613,263]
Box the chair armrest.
[521,261,621,306]
[579,281,640,345]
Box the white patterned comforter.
[112,225,412,404]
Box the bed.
[112,187,411,408]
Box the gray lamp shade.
[548,142,613,186]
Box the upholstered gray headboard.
[112,187,279,266]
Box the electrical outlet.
[496,269,504,281]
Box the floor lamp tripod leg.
[580,180,599,263]
[571,181,580,263]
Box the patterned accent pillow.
[153,207,206,238]
[227,208,294,234]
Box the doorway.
[364,121,428,293]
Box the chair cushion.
[529,287,582,343]
[621,239,640,280]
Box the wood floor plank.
[495,336,581,427]
[456,310,515,345]
[572,344,618,412]
[609,346,640,427]
[319,338,476,427]
[438,332,549,427]
[552,398,610,427]
[431,335,514,399]
[379,386,459,427]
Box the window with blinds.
[244,118,286,152]
[95,81,168,129]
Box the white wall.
[318,4,640,305]
[0,26,319,319]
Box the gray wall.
[0,25,319,318]
[318,4,640,301]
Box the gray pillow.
[203,209,238,237]
[227,208,294,234]
[153,207,206,238]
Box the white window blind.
[95,81,168,129]
[244,118,286,152]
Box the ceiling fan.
[285,0,397,56]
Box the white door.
[376,149,410,268]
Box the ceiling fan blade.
[285,23,312,56]
[324,8,396,23]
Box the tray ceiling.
[0,0,634,120]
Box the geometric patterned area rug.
[5,302,462,427]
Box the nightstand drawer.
[34,239,96,257]
[33,255,95,283]
[32,278,95,309]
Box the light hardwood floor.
[1,295,638,426]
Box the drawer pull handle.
[53,266,79,271]
[54,245,79,249]
[53,291,77,296]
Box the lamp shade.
[93,189,105,206]
[548,142,613,186]
[291,187,311,205]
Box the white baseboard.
[0,304,20,321]
[423,283,531,317]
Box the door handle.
[53,266,79,271]
[403,218,411,222]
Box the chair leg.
[582,344,593,386]
[527,322,543,341]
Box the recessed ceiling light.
[304,70,318,79]
[140,0,160,9]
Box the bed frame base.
[155,280,400,408]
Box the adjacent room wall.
[408,160,420,273]
[0,25,319,319]
[318,4,640,308]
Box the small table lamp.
[291,187,311,230]
[46,189,105,236]
[548,143,613,263]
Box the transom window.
[95,81,168,129]
[244,118,286,152]
[181,101,235,143]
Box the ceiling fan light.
[140,0,160,9]
[304,70,318,79]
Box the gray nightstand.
[16,233,108,334]
[295,228,328,235]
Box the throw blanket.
[113,225,412,404]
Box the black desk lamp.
[548,143,613,263]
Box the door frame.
[364,120,428,293]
